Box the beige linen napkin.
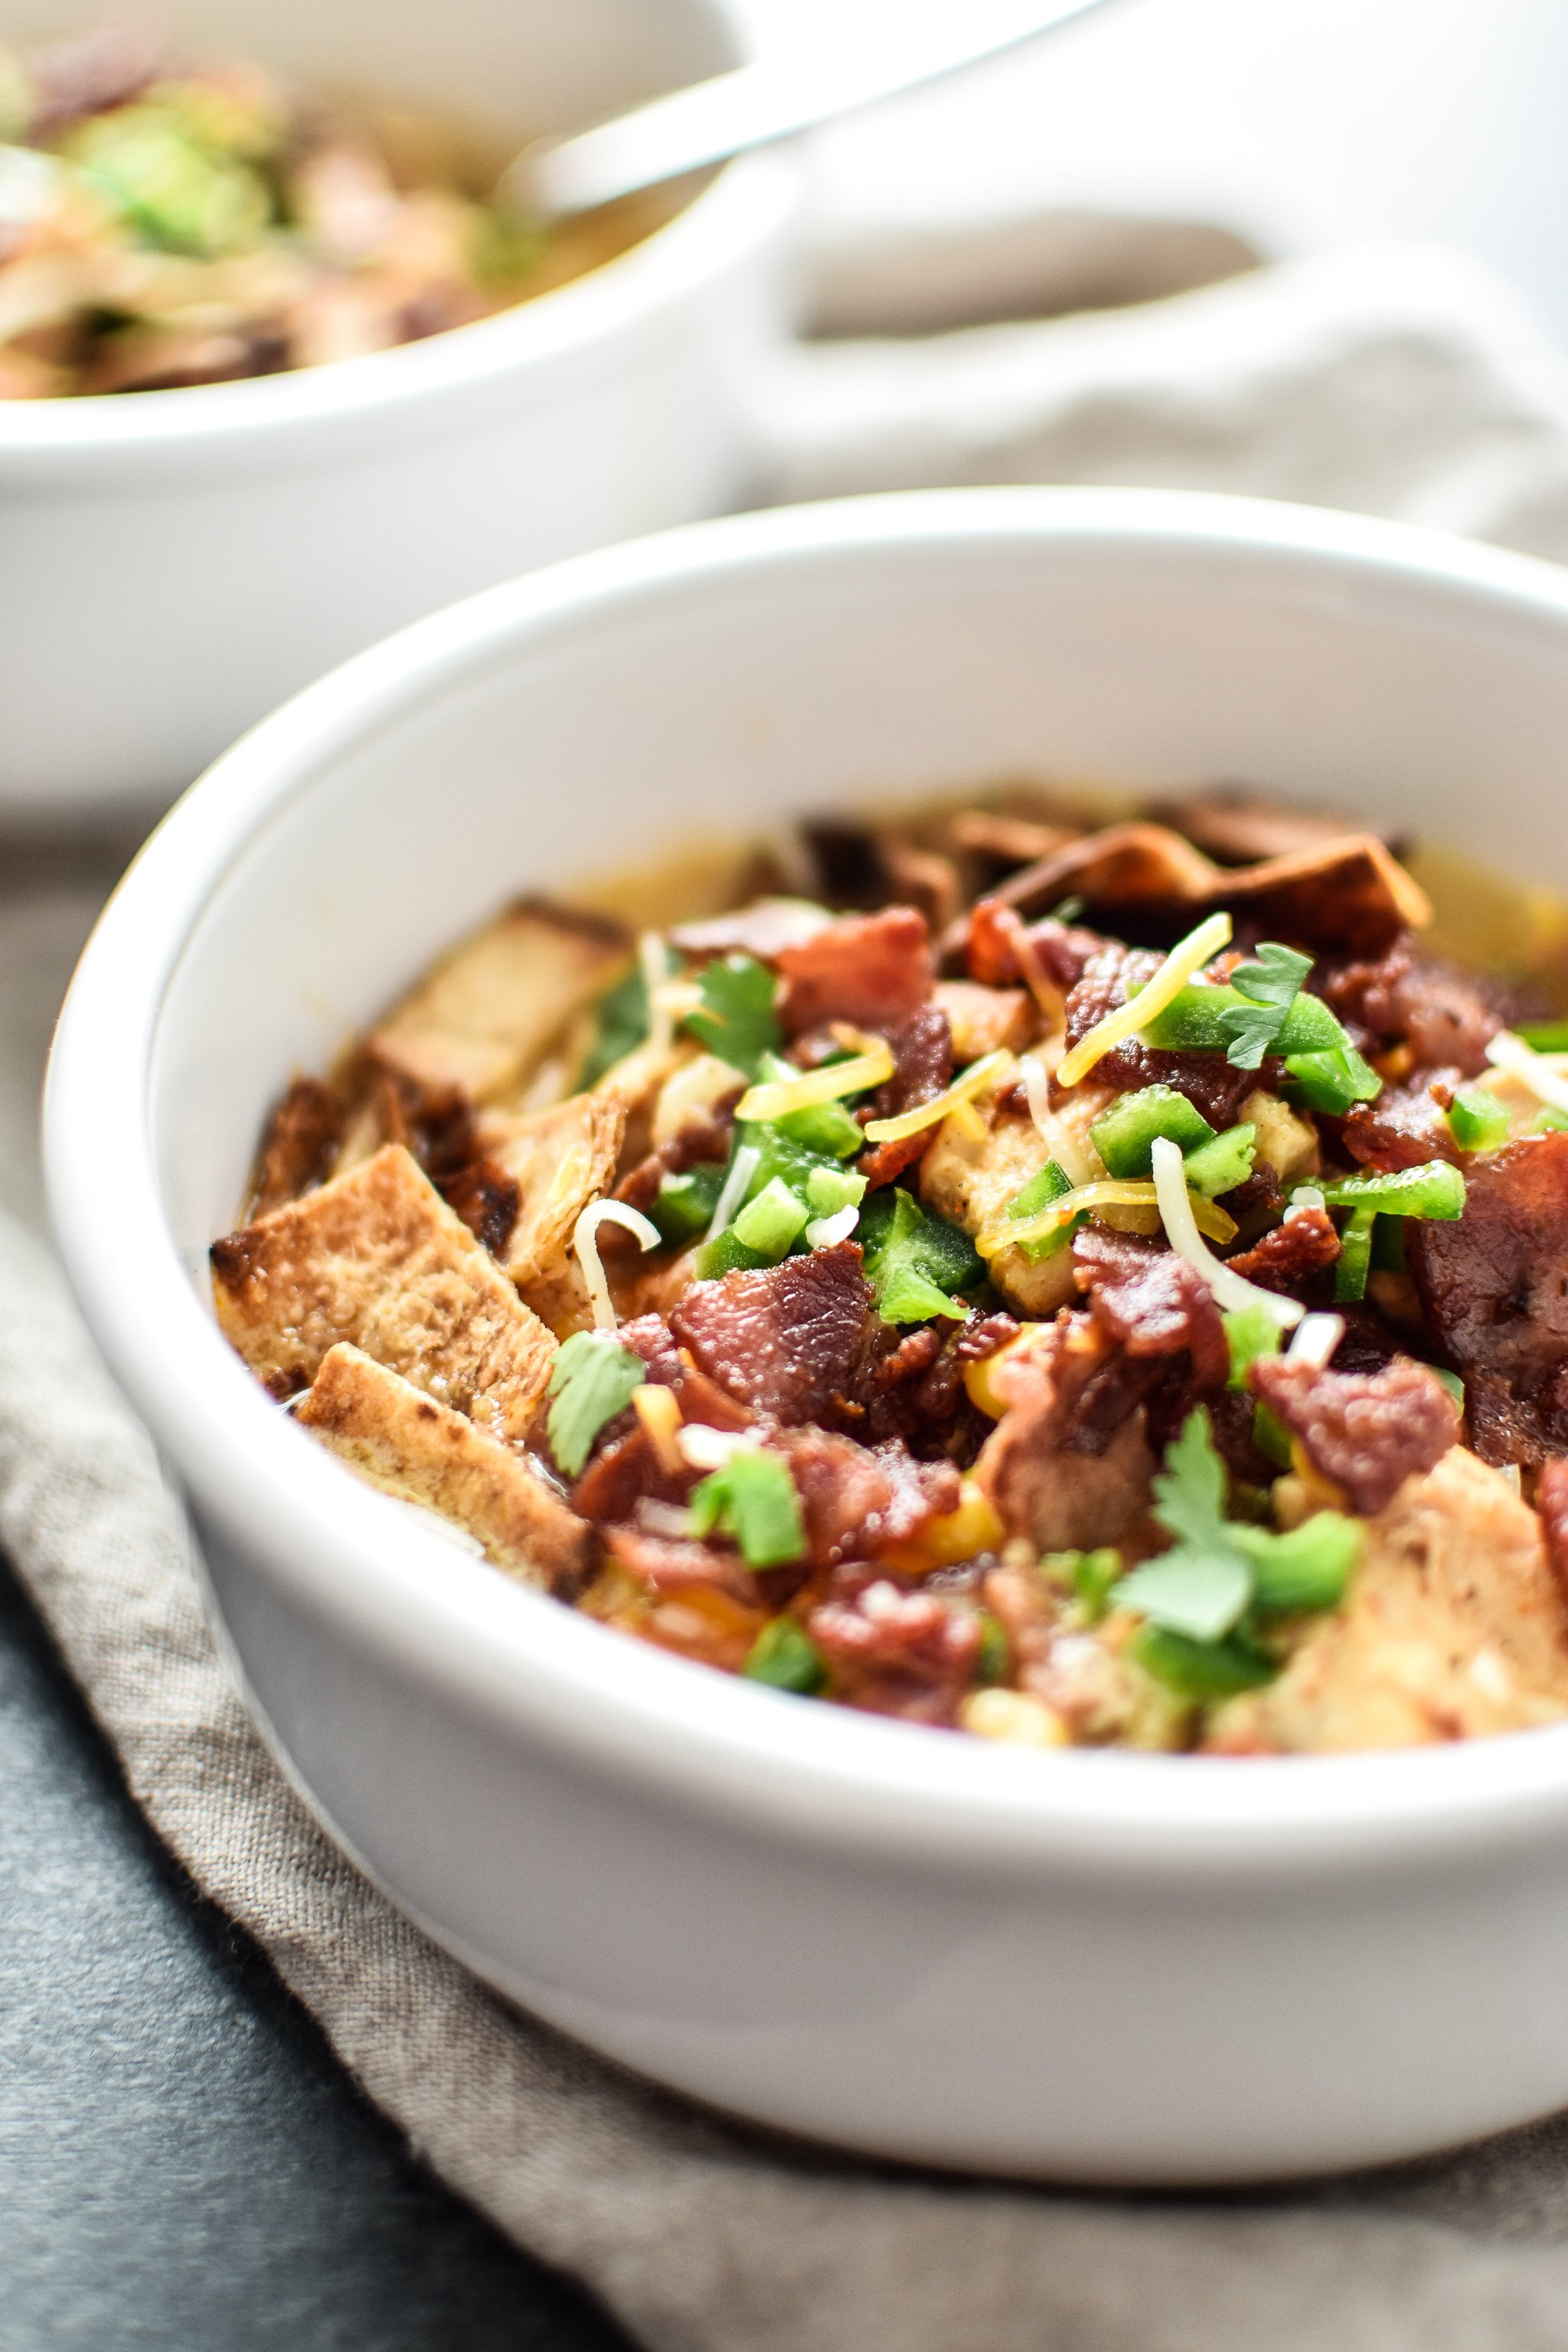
[14,233,1568,2350]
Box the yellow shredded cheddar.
[861,1050,1011,1145]
[735,1044,894,1123]
[1055,911,1233,1089]
[976,1177,1236,1259]
[632,1382,685,1476]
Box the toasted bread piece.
[211,1143,554,1442]
[1206,1449,1568,1753]
[296,1343,590,1589]
[918,1064,1086,1317]
[371,898,629,1103]
[482,1091,626,1289]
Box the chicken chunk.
[918,1065,1083,1315]
[296,1344,590,1589]
[1206,1448,1568,1752]
[371,898,629,1103]
[211,1143,555,1442]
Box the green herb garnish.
[691,1449,806,1568]
[577,958,653,1088]
[684,956,782,1077]
[1219,941,1314,1070]
[546,1331,647,1478]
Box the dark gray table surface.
[0,1541,637,2351]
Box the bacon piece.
[1407,1133,1568,1468]
[776,1427,960,1570]
[858,1004,955,1188]
[603,1527,756,1599]
[668,1243,874,1429]
[1316,942,1500,1079]
[1073,1229,1230,1391]
[964,900,1104,992]
[808,1575,982,1724]
[616,1313,754,1432]
[1249,1355,1461,1514]
[612,1106,734,1219]
[1063,945,1261,1128]
[1225,1208,1341,1298]
[1339,1078,1462,1173]
[774,906,933,1037]
[974,1316,1155,1551]
[250,1076,346,1217]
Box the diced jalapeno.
[1090,1083,1215,1178]
[1446,1086,1511,1153]
[743,1616,826,1694]
[1281,1045,1383,1115]
[1334,1205,1377,1303]
[1318,1161,1466,1220]
[1131,1622,1276,1699]
[651,1162,727,1244]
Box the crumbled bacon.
[965,900,1104,992]
[775,1426,961,1569]
[1407,1134,1568,1468]
[974,1315,1156,1550]
[1315,941,1500,1078]
[1063,945,1262,1128]
[808,1575,981,1723]
[1248,1355,1461,1514]
[1225,1208,1341,1298]
[612,1105,737,1219]
[250,1076,346,1217]
[571,1427,693,1525]
[1339,1078,1462,1173]
[670,900,834,960]
[774,906,933,1036]
[1072,1228,1230,1391]
[956,1312,1021,1363]
[669,1243,874,1428]
[858,1004,955,1188]
[616,1312,754,1432]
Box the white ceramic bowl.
[45,487,1568,2184]
[0,0,793,825]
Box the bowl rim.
[45,483,1568,1881]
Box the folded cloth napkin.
[13,224,1568,2352]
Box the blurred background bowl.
[0,0,796,826]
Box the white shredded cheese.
[1287,1312,1344,1369]
[1018,1054,1097,1186]
[1149,1136,1305,1328]
[572,1198,660,1331]
[676,1423,748,1471]
[977,1174,1236,1258]
[1285,1185,1327,1220]
[1485,1029,1568,1114]
[705,1143,760,1243]
[861,1049,1011,1144]
[1057,911,1233,1088]
[805,1203,860,1251]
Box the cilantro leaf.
[546,1331,645,1478]
[690,1448,805,1568]
[1112,1547,1253,1645]
[1218,940,1313,1070]
[1149,1406,1231,1549]
[577,959,652,1089]
[684,956,782,1076]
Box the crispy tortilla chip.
[211,1143,554,1442]
[371,897,629,1104]
[296,1343,590,1589]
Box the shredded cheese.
[676,1423,747,1472]
[996,908,1067,1031]
[735,1044,894,1124]
[805,1203,861,1250]
[1485,1029,1568,1115]
[632,1381,686,1475]
[1018,1054,1098,1186]
[572,1198,660,1331]
[976,1176,1236,1258]
[1056,911,1233,1089]
[705,1142,760,1242]
[861,1049,1011,1145]
[1148,1135,1304,1328]
[1287,1312,1344,1369]
[1285,1185,1326,1220]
